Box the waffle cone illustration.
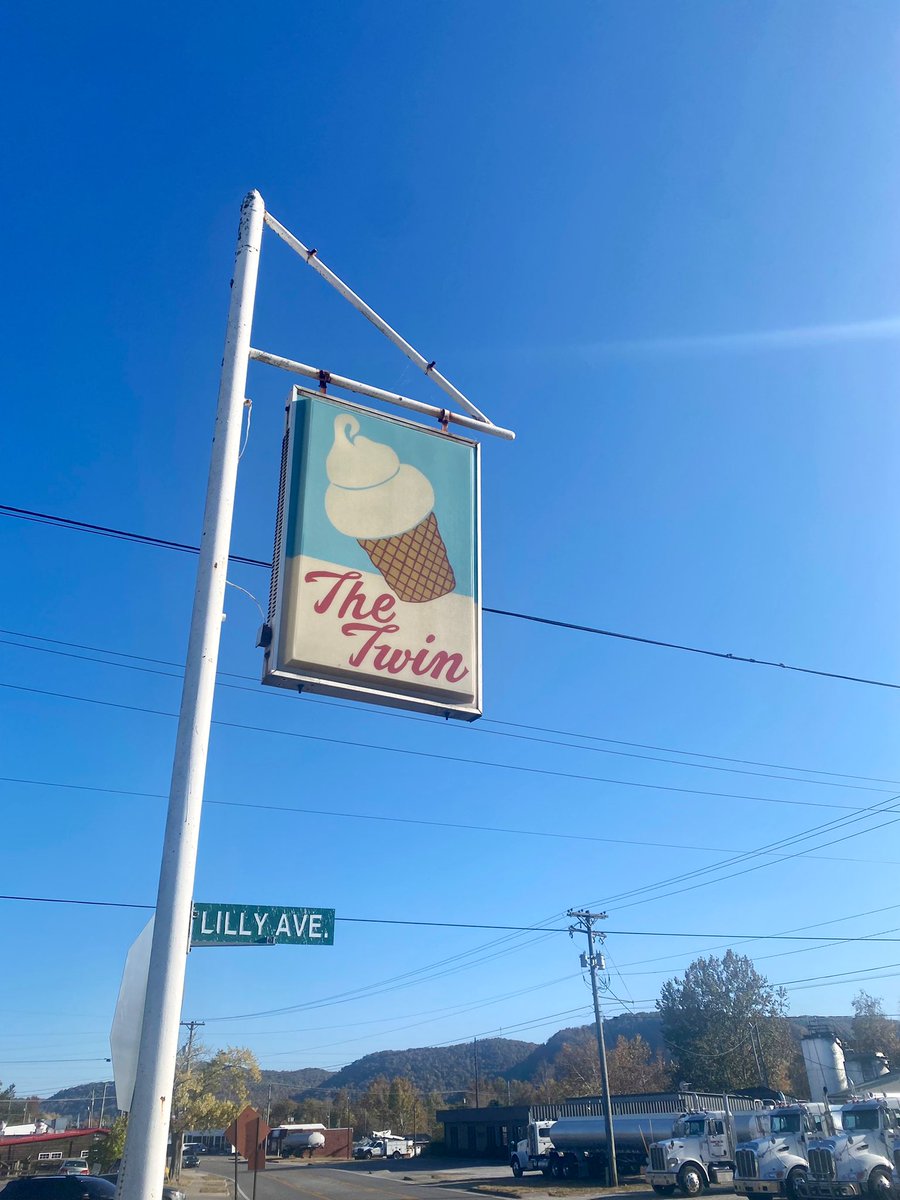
[358,511,456,604]
[324,413,457,605]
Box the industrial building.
[437,1090,763,1159]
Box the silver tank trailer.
[549,1113,679,1172]
[549,1109,768,1173]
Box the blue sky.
[4,0,900,1099]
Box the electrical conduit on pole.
[116,190,265,1200]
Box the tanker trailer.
[542,1112,680,1182]
[274,1123,327,1158]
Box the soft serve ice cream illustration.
[324,413,456,603]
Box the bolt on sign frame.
[116,191,514,1200]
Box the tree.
[607,1035,671,1094]
[0,1081,34,1127]
[852,992,900,1065]
[547,1033,670,1099]
[553,1038,603,1097]
[658,951,794,1092]
[169,1045,260,1180]
[91,1114,128,1173]
[268,1099,297,1127]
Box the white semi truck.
[509,1121,556,1177]
[798,1097,900,1200]
[734,1103,839,1200]
[646,1107,771,1197]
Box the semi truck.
[509,1121,555,1177]
[734,1103,839,1200]
[646,1107,771,1197]
[510,1112,690,1181]
[798,1097,900,1199]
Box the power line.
[4,772,896,869]
[2,502,897,691]
[617,900,900,976]
[584,789,900,914]
[7,678,900,981]
[1,631,894,797]
[0,679,870,813]
[9,890,900,943]
[8,676,900,927]
[605,806,900,915]
[5,627,897,791]
[1,1058,111,1066]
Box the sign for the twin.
[191,902,335,947]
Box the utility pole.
[265,1084,272,1127]
[180,1020,205,1073]
[99,1082,109,1127]
[171,1020,206,1177]
[749,1024,770,1089]
[88,1089,96,1128]
[568,909,618,1188]
[473,1038,480,1108]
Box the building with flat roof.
[437,1091,764,1159]
[0,1128,108,1177]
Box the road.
[202,1157,492,1200]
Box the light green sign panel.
[191,902,335,947]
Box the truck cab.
[735,1103,837,1200]
[647,1109,753,1197]
[509,1120,555,1177]
[800,1098,899,1199]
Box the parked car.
[1,1178,116,1198]
[182,1152,201,1168]
[57,1162,89,1177]
[99,1172,185,1200]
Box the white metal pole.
[116,189,265,1200]
[247,347,516,440]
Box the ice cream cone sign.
[325,414,457,604]
[262,392,482,720]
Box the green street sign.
[191,902,335,947]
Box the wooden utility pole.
[567,910,618,1187]
[179,1020,205,1072]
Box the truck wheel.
[868,1169,892,1197]
[550,1157,565,1180]
[511,1158,523,1178]
[653,1187,676,1196]
[392,1151,402,1160]
[364,1150,373,1159]
[677,1165,704,1197]
[787,1168,808,1199]
[563,1159,580,1181]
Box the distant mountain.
[296,1038,539,1098]
[41,1081,117,1122]
[512,1012,668,1083]
[247,1068,333,1108]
